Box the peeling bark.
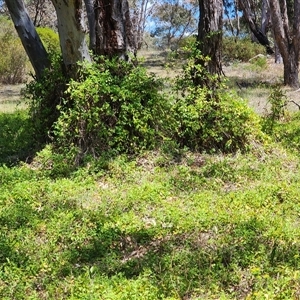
[94,0,136,60]
[51,0,91,74]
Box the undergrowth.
[1,138,300,299]
[0,97,300,298]
[25,45,266,166]
[0,110,34,165]
[2,44,300,299]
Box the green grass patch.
[0,110,35,165]
[270,111,300,153]
[1,82,300,298]
[1,140,300,298]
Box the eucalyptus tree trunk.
[269,0,300,87]
[51,0,91,75]
[135,0,148,50]
[261,0,270,34]
[130,0,149,50]
[260,0,282,63]
[197,0,223,77]
[4,0,50,79]
[84,0,96,52]
[274,43,283,64]
[94,0,136,60]
[239,0,273,54]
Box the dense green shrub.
[52,57,169,163]
[0,111,35,165]
[178,35,197,49]
[249,55,267,70]
[223,37,266,62]
[0,17,28,84]
[36,27,60,54]
[171,90,263,153]
[25,54,67,145]
[26,43,265,164]
[170,46,264,153]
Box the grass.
[0,102,27,113]
[1,140,300,299]
[0,84,27,112]
[1,51,300,298]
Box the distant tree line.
[1,0,300,86]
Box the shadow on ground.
[59,216,300,299]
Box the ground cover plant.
[0,110,34,165]
[1,140,300,299]
[1,44,300,299]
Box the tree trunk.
[261,0,270,34]
[4,0,50,80]
[130,0,149,50]
[283,48,299,86]
[239,0,274,54]
[84,0,96,52]
[94,0,136,60]
[51,0,91,75]
[269,0,300,87]
[136,0,148,49]
[260,0,283,63]
[197,0,223,76]
[274,38,283,64]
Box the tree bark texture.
[197,0,223,76]
[260,0,283,63]
[84,0,96,52]
[51,0,91,73]
[269,0,300,87]
[239,0,274,54]
[94,0,136,59]
[5,0,50,79]
[261,0,270,33]
[131,0,149,50]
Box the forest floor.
[1,51,300,299]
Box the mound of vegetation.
[25,47,265,167]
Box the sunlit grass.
[0,84,27,112]
[0,100,27,113]
[1,140,300,298]
[1,51,300,299]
